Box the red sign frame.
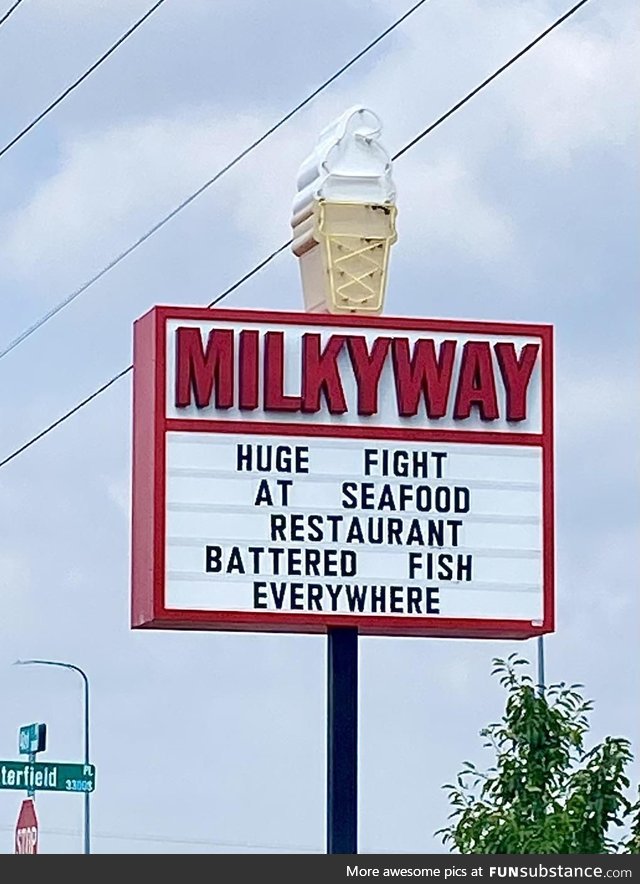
[131,306,554,639]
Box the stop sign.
[14,798,38,854]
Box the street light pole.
[14,659,91,855]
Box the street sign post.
[0,761,95,793]
[14,798,38,854]
[18,723,47,799]
[18,723,46,755]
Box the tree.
[437,654,637,854]
[623,793,640,854]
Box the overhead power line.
[0,0,432,363]
[392,0,591,162]
[0,0,169,159]
[0,822,318,852]
[0,241,292,469]
[0,0,25,30]
[0,0,592,472]
[0,367,132,469]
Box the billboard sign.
[131,307,553,639]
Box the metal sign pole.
[327,626,358,854]
[26,753,35,799]
[537,635,546,694]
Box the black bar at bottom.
[327,626,358,855]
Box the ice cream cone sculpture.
[291,107,397,315]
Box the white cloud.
[106,477,130,515]
[440,657,473,694]
[41,0,208,20]
[357,0,639,177]
[0,552,32,654]
[503,4,640,165]
[6,1,637,295]
[557,357,640,451]
[394,153,516,259]
[0,111,263,286]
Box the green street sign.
[18,722,46,755]
[0,761,95,793]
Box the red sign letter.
[264,332,302,412]
[301,333,348,414]
[392,338,456,418]
[453,341,499,420]
[494,342,540,422]
[347,336,391,416]
[239,329,259,411]
[175,327,234,409]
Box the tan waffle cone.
[291,199,397,315]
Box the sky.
[0,0,638,854]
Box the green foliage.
[623,792,640,854]
[437,655,636,854]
